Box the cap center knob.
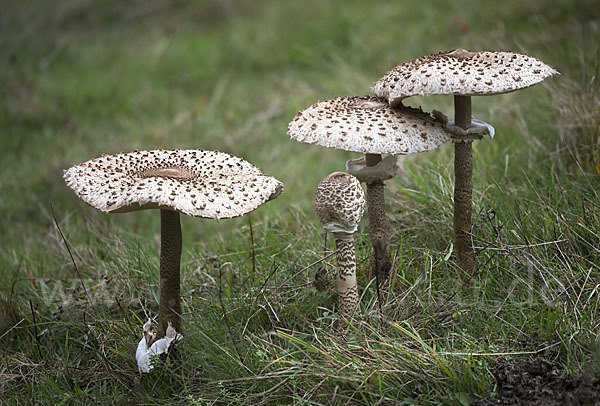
[351,99,386,110]
[138,167,195,180]
[447,48,476,60]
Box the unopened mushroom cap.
[288,96,451,155]
[374,49,559,104]
[64,149,283,219]
[314,172,365,234]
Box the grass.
[1,0,599,404]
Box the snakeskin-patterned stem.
[157,209,182,339]
[365,153,392,279]
[333,233,358,318]
[453,95,475,275]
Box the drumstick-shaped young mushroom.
[314,172,365,318]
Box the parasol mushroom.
[374,49,558,275]
[314,172,365,318]
[64,149,283,349]
[289,96,451,279]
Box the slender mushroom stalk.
[331,233,359,317]
[373,49,558,276]
[64,149,283,370]
[452,95,475,274]
[157,209,182,338]
[314,172,365,319]
[364,153,391,278]
[289,96,451,283]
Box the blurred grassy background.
[3,0,595,241]
[1,0,599,404]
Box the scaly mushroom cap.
[314,172,365,234]
[64,149,283,219]
[288,96,451,155]
[374,49,559,104]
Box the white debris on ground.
[136,319,183,373]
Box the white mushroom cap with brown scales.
[64,149,283,219]
[373,49,559,105]
[288,96,450,155]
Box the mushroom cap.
[288,96,451,155]
[314,172,365,234]
[373,49,559,104]
[64,149,283,219]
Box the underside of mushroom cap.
[64,149,284,219]
[314,172,365,233]
[374,49,559,104]
[289,96,451,155]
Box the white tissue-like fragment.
[432,110,495,140]
[136,319,183,373]
[446,118,495,139]
[346,155,399,183]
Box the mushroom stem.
[157,209,182,339]
[364,153,392,279]
[332,232,358,318]
[453,95,475,275]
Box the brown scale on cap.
[314,172,365,320]
[288,96,450,155]
[373,49,559,105]
[64,149,283,219]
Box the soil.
[471,358,600,406]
